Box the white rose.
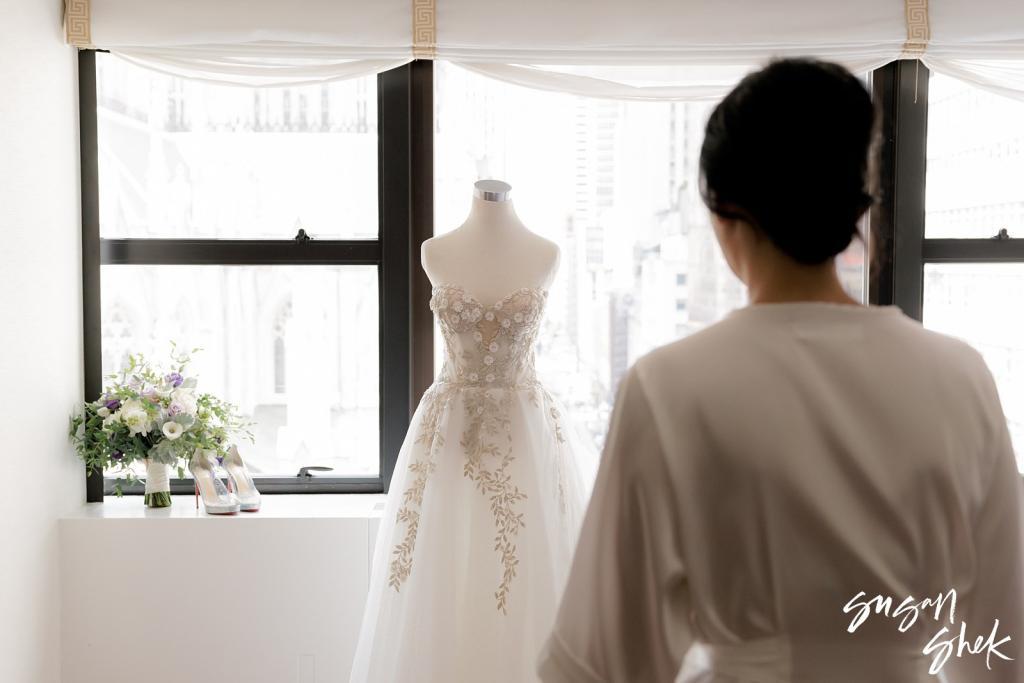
[161,421,184,440]
[169,389,198,416]
[97,407,110,418]
[119,399,152,436]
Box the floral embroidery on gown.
[350,284,592,683]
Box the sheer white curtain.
[110,50,410,88]
[66,0,414,86]
[66,0,1024,99]
[919,0,1024,102]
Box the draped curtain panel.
[65,0,1024,100]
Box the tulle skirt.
[350,381,592,683]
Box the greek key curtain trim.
[412,0,436,58]
[64,0,92,48]
[902,0,930,57]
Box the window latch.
[993,228,1011,240]
[297,466,334,478]
[294,228,312,243]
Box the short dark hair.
[699,58,876,265]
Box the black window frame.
[79,51,434,501]
[870,59,1024,317]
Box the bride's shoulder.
[634,317,747,380]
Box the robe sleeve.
[538,364,692,683]
[946,387,1024,683]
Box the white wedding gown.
[350,284,591,683]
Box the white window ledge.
[63,493,387,520]
[60,493,386,682]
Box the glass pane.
[434,63,865,449]
[96,53,378,239]
[101,265,380,478]
[923,263,1024,472]
[926,73,1024,238]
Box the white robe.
[539,302,1024,683]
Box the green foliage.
[68,347,253,494]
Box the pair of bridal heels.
[189,445,261,515]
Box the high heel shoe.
[189,449,240,515]
[223,444,261,512]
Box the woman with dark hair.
[538,59,1023,683]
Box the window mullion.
[870,60,930,320]
[410,60,435,407]
[378,64,415,494]
[922,238,1024,263]
[79,49,105,503]
[98,239,382,266]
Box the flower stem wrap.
[143,459,172,508]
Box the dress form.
[422,180,560,305]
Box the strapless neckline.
[430,283,549,312]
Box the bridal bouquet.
[69,348,251,506]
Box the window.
[80,55,1021,495]
[435,62,865,451]
[923,264,1024,468]
[926,74,1024,239]
[875,61,1024,472]
[80,52,429,498]
[923,73,1024,471]
[100,265,380,477]
[95,57,378,240]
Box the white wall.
[0,2,85,682]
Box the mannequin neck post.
[464,195,523,233]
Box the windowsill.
[63,493,387,520]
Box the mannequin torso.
[422,180,560,305]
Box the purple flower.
[216,455,224,466]
[167,404,181,416]
[105,399,121,411]
[111,451,124,461]
[165,372,184,388]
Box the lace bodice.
[431,284,547,388]
[388,282,570,614]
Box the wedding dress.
[350,283,590,683]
